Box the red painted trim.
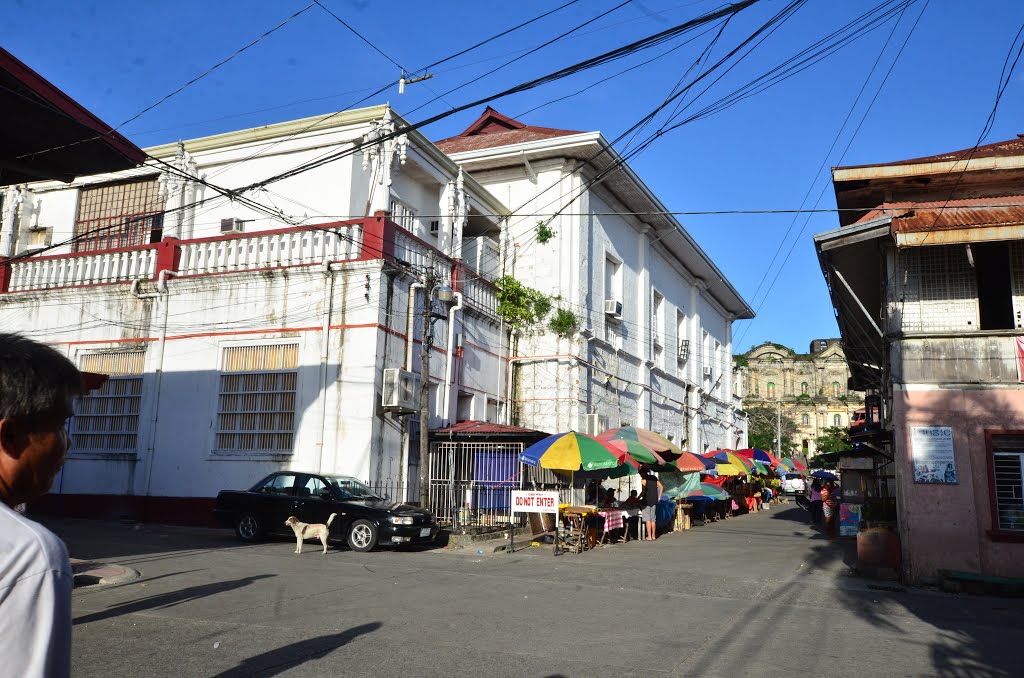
[30,493,218,527]
[0,257,10,294]
[984,429,1024,542]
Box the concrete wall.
[1,254,504,514]
[893,386,1024,581]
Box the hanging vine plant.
[548,308,579,338]
[535,220,556,244]
[496,276,552,329]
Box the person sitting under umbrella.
[600,488,617,507]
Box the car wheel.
[235,513,264,542]
[347,519,377,552]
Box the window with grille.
[834,414,842,427]
[989,434,1024,532]
[802,414,809,426]
[73,178,165,252]
[217,344,298,452]
[72,351,145,451]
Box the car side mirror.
[319,490,333,501]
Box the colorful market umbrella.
[597,426,683,465]
[735,448,780,466]
[713,463,744,476]
[781,456,808,471]
[671,451,715,473]
[678,482,731,502]
[520,432,623,471]
[705,450,754,473]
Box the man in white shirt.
[0,333,82,678]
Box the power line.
[16,2,318,162]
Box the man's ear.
[0,418,27,459]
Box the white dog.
[284,513,337,554]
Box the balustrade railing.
[7,246,158,292]
[178,225,362,276]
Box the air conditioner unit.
[220,217,244,234]
[677,340,690,362]
[703,366,713,381]
[381,368,420,413]
[584,413,608,436]
[603,299,622,318]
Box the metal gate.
[427,442,580,528]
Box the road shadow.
[209,622,382,677]
[73,574,276,626]
[678,524,1024,677]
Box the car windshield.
[324,476,383,500]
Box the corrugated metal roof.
[840,136,1024,170]
[851,195,1024,233]
[431,420,548,437]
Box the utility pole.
[776,398,782,457]
[418,257,436,509]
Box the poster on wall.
[839,503,862,537]
[910,426,958,484]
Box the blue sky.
[5,0,1023,354]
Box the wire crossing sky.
[3,0,1023,354]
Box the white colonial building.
[1,103,751,523]
[437,108,753,453]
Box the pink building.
[815,137,1024,583]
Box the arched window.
[832,381,841,398]
[802,414,809,426]
[833,414,842,427]
[801,382,808,395]
[766,382,776,399]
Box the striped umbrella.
[735,448,781,466]
[520,432,623,471]
[597,426,683,465]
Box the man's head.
[0,334,81,508]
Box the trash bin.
[857,527,900,577]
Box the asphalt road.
[44,504,1024,678]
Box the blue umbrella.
[810,470,837,481]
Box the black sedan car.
[213,471,439,552]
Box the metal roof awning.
[0,47,146,185]
[814,217,891,391]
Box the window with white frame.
[71,351,145,451]
[604,254,621,304]
[802,414,810,426]
[676,310,688,376]
[389,196,416,232]
[989,434,1024,532]
[833,414,842,427]
[217,343,298,452]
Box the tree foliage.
[815,426,853,455]
[746,405,798,455]
[496,276,551,329]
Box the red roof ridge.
[433,108,584,154]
